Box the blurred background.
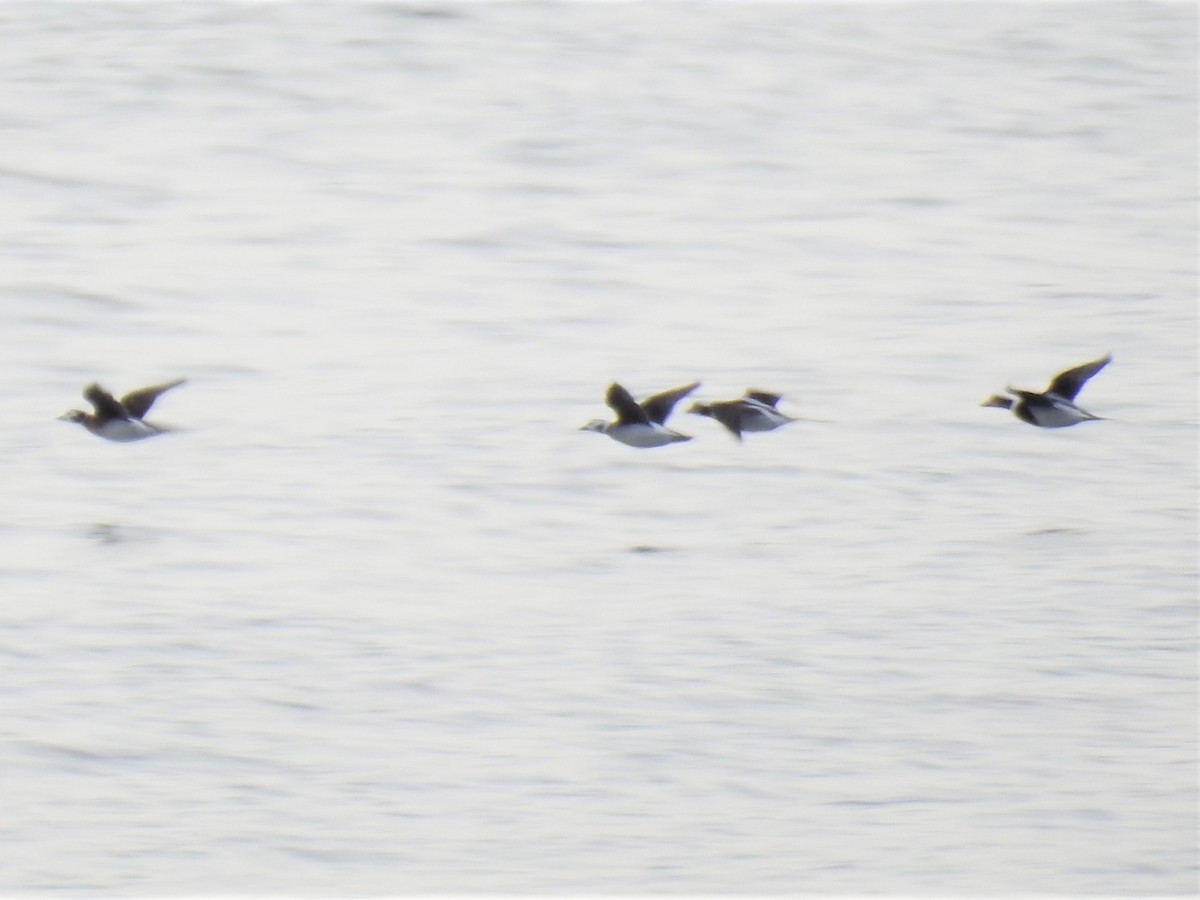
[1,2,1195,893]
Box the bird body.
[982,355,1110,428]
[580,382,697,448]
[58,379,186,442]
[688,390,797,441]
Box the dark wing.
[120,379,186,419]
[1045,354,1111,401]
[605,383,652,426]
[743,389,782,408]
[83,383,130,420]
[708,401,746,441]
[640,381,700,424]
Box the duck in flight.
[688,390,797,441]
[580,381,698,448]
[982,354,1111,428]
[58,379,186,441]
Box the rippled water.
[1,3,1196,894]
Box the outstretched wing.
[83,383,130,420]
[120,379,185,419]
[1046,355,1111,401]
[706,401,747,441]
[640,381,700,425]
[605,383,652,426]
[743,389,782,408]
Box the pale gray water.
[1,2,1196,895]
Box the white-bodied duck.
[580,381,697,448]
[58,379,186,442]
[982,354,1110,428]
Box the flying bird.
[580,381,698,448]
[981,354,1111,428]
[688,389,798,441]
[58,379,186,441]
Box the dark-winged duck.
[982,354,1111,427]
[688,389,797,441]
[580,381,697,448]
[58,379,186,441]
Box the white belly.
[740,407,793,433]
[91,419,161,442]
[610,423,691,448]
[1026,399,1099,428]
